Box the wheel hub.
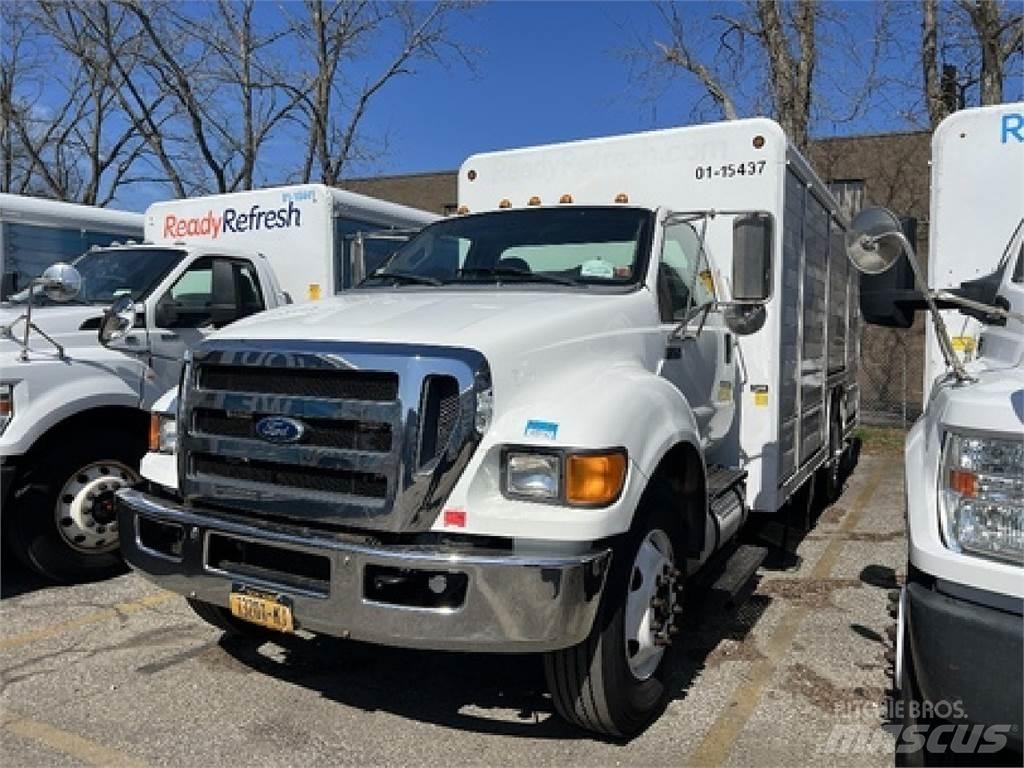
[624,529,683,680]
[55,461,138,553]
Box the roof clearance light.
[498,199,512,209]
[457,205,469,215]
[528,196,542,206]
[614,193,629,204]
[559,194,573,204]
[467,169,477,181]
[753,135,765,149]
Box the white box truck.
[846,102,1022,761]
[117,118,860,737]
[1,185,435,582]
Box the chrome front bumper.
[116,488,611,652]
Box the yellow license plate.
[228,591,294,633]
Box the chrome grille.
[179,340,489,533]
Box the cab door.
[655,214,736,448]
[147,256,266,396]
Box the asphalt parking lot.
[1,448,907,767]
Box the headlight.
[940,433,1024,566]
[502,447,627,506]
[148,413,177,454]
[0,383,12,435]
[505,451,561,500]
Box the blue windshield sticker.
[524,420,559,440]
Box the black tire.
[814,397,844,507]
[5,430,144,583]
[543,478,684,738]
[187,598,273,641]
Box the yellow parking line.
[686,460,887,767]
[5,714,148,768]
[0,591,175,653]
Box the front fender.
[436,362,704,542]
[0,355,145,457]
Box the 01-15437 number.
[695,160,767,180]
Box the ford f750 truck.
[1,185,434,582]
[117,118,861,737]
[846,102,1023,762]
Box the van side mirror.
[209,259,241,327]
[732,213,772,301]
[99,295,136,346]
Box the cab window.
[156,258,264,328]
[658,220,714,323]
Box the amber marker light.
[528,196,542,206]
[148,413,161,452]
[566,451,627,506]
[949,469,979,498]
[614,193,629,204]
[559,194,574,204]
[456,205,469,215]
[498,198,512,209]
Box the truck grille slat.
[193,454,388,499]
[198,364,398,401]
[194,408,392,452]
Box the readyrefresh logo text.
[162,201,303,240]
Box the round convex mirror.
[40,263,83,302]
[845,207,904,275]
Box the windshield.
[5,248,184,305]
[361,207,654,289]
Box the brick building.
[342,129,934,426]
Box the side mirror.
[731,213,772,301]
[847,209,922,328]
[40,263,83,303]
[209,259,241,327]
[99,295,136,346]
[724,304,767,335]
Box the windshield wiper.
[362,270,443,287]
[457,266,579,287]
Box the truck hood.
[0,303,108,354]
[211,288,653,365]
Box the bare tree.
[921,0,1022,127]
[645,1,824,150]
[290,0,473,185]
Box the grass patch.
[855,426,906,455]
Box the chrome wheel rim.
[623,528,680,680]
[54,461,137,553]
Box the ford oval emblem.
[255,416,306,444]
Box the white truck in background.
[847,102,1023,762]
[118,118,860,738]
[0,193,144,299]
[1,185,435,582]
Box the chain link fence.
[858,321,926,428]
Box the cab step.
[707,465,747,499]
[696,543,768,610]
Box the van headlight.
[940,432,1024,566]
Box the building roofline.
[810,127,930,143]
[341,169,458,183]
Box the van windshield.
[361,207,654,289]
[5,248,184,306]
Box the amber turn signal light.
[148,413,161,452]
[566,451,627,506]
[949,469,978,498]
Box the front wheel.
[544,479,685,738]
[6,435,142,583]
